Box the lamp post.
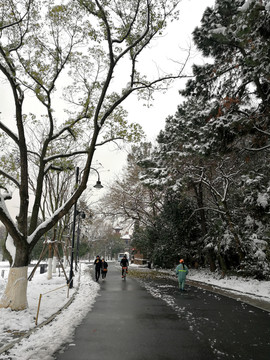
[75,210,85,271]
[68,167,79,289]
[68,166,103,289]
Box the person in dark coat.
[94,255,102,282]
[101,258,108,279]
[175,259,189,291]
[120,255,129,278]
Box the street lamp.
[91,167,104,189]
[94,180,103,189]
[68,166,103,288]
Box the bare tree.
[98,143,162,228]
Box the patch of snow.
[245,215,254,227]
[257,192,268,208]
[5,234,16,266]
[254,249,266,261]
[187,268,270,299]
[210,25,227,35]
[238,0,255,12]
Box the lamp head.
[93,180,103,189]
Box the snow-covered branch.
[187,207,226,223]
[245,144,270,152]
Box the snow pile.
[257,192,269,208]
[0,262,99,360]
[187,268,270,299]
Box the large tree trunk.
[207,248,216,272]
[0,235,30,310]
[0,266,28,310]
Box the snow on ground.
[0,261,99,360]
[131,263,270,300]
[187,268,270,300]
[0,261,269,360]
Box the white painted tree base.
[0,267,28,310]
[52,256,57,273]
[47,258,53,280]
[63,255,68,268]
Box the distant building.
[121,233,131,247]
[121,232,131,254]
[113,225,123,235]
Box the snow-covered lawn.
[0,261,269,360]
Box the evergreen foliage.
[128,0,270,278]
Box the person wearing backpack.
[175,259,189,291]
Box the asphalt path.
[55,264,270,360]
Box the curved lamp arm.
[90,167,103,189]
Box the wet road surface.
[54,264,270,360]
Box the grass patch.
[129,268,173,280]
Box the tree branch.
[0,121,19,145]
[0,169,20,188]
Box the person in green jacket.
[175,259,189,291]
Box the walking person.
[101,258,108,280]
[94,255,102,282]
[175,259,189,291]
